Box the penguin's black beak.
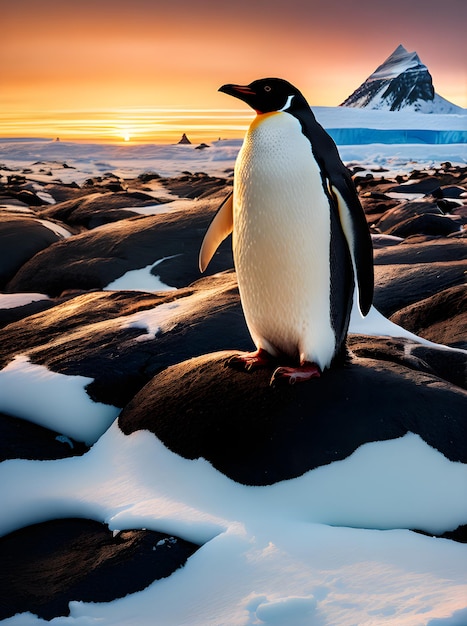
[219,83,256,101]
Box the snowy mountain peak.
[370,44,425,81]
[340,45,464,114]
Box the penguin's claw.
[270,363,321,386]
[226,349,273,372]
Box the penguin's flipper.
[199,192,234,272]
[330,182,374,316]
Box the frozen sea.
[0,106,466,180]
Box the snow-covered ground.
[0,138,466,182]
[0,106,465,179]
[1,132,467,625]
[0,290,463,447]
[1,424,467,626]
[313,106,467,130]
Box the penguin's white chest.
[233,112,335,369]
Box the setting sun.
[1,0,465,144]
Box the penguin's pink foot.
[226,348,273,372]
[271,362,321,386]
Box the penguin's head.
[219,78,308,114]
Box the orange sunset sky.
[2,0,466,143]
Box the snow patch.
[0,425,466,625]
[350,300,465,354]
[0,355,120,444]
[0,293,50,309]
[120,300,184,340]
[37,218,72,238]
[119,283,221,341]
[32,186,56,205]
[104,256,178,292]
[126,198,192,215]
[253,595,317,624]
[0,203,34,213]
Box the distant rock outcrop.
[177,133,191,144]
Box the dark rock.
[349,335,467,390]
[40,190,165,229]
[7,194,234,296]
[374,239,467,265]
[0,196,29,210]
[349,165,367,175]
[376,200,443,233]
[160,174,231,199]
[0,215,67,288]
[389,285,467,350]
[385,213,462,238]
[118,351,467,486]
[0,412,88,461]
[82,173,126,192]
[450,204,467,218]
[6,174,26,185]
[374,260,467,317]
[372,238,467,317]
[0,274,250,408]
[415,524,467,544]
[388,177,442,196]
[0,295,67,328]
[138,171,161,183]
[2,187,44,206]
[354,176,395,193]
[408,170,431,180]
[359,194,399,226]
[361,191,394,202]
[0,518,200,620]
[371,234,403,249]
[0,291,167,407]
[178,133,191,144]
[415,232,464,242]
[40,182,87,204]
[105,180,126,192]
[432,185,467,199]
[436,198,465,212]
[409,343,467,391]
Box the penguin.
[199,78,373,384]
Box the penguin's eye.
[264,85,272,92]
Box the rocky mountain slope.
[341,44,464,113]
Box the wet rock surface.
[0,518,200,620]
